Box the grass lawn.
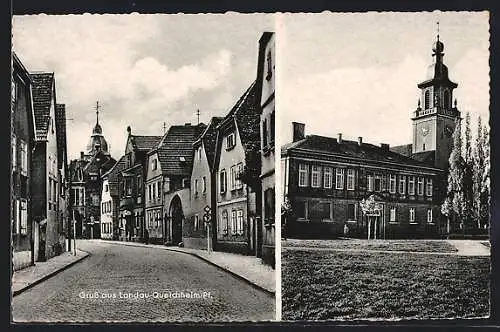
[284,239,458,253]
[282,249,490,321]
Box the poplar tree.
[473,116,485,228]
[462,112,474,229]
[479,125,490,228]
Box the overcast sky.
[13,14,274,161]
[277,11,490,147]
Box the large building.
[11,53,37,270]
[69,106,115,238]
[118,127,161,242]
[281,34,459,239]
[213,81,261,254]
[257,32,276,267]
[30,72,67,260]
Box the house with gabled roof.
[185,117,223,250]
[11,53,37,270]
[119,126,162,242]
[213,81,262,255]
[101,156,127,240]
[30,71,65,261]
[145,123,206,245]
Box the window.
[417,177,424,196]
[230,166,236,190]
[194,179,199,196]
[311,165,322,188]
[426,178,433,197]
[202,176,207,193]
[11,134,16,171]
[424,90,430,109]
[20,199,27,235]
[194,215,199,231]
[399,175,406,194]
[309,201,331,221]
[270,110,275,145]
[236,210,244,235]
[48,179,52,209]
[105,184,109,192]
[374,174,382,192]
[367,174,374,192]
[12,199,19,234]
[444,90,450,109]
[152,181,157,199]
[295,201,307,219]
[152,159,157,171]
[389,174,397,194]
[148,184,152,202]
[427,209,433,223]
[20,140,27,174]
[236,163,243,189]
[198,147,202,161]
[335,168,345,190]
[219,169,227,193]
[323,167,332,188]
[92,194,99,206]
[298,163,309,187]
[125,178,132,196]
[226,133,235,150]
[347,169,355,191]
[390,207,396,222]
[137,175,143,195]
[410,208,415,223]
[408,176,415,195]
[264,188,275,225]
[262,118,268,147]
[266,50,273,80]
[347,203,356,220]
[231,210,237,235]
[222,210,229,234]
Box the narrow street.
[12,240,274,322]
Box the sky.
[277,11,490,147]
[12,13,274,161]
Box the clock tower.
[412,32,461,170]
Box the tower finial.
[95,101,101,125]
[196,109,200,125]
[436,21,440,40]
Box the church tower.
[412,28,461,170]
[86,101,110,157]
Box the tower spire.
[196,109,200,125]
[436,21,440,41]
[95,101,101,125]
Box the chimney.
[357,137,363,146]
[380,143,390,151]
[80,151,84,160]
[127,126,131,135]
[338,133,342,143]
[292,122,305,142]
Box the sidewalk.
[446,240,491,257]
[95,239,275,294]
[12,250,89,296]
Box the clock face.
[421,126,429,136]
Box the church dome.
[432,39,444,53]
[93,123,103,135]
[86,133,109,155]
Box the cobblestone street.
[12,240,274,322]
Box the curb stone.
[12,251,90,297]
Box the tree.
[442,117,466,232]
[473,116,485,228]
[462,112,474,229]
[479,124,490,228]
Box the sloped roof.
[130,135,162,151]
[103,155,127,196]
[282,135,440,170]
[30,72,55,140]
[55,104,67,169]
[195,116,224,170]
[411,151,436,166]
[156,124,206,176]
[390,144,413,157]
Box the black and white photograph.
[11,13,276,322]
[279,11,491,321]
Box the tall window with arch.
[424,90,430,109]
[443,90,450,109]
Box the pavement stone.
[12,250,89,296]
[94,239,275,294]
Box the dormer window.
[179,156,186,163]
[152,159,157,171]
[226,133,235,150]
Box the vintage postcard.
[279,11,491,321]
[11,13,276,322]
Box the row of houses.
[11,53,69,271]
[70,32,276,267]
